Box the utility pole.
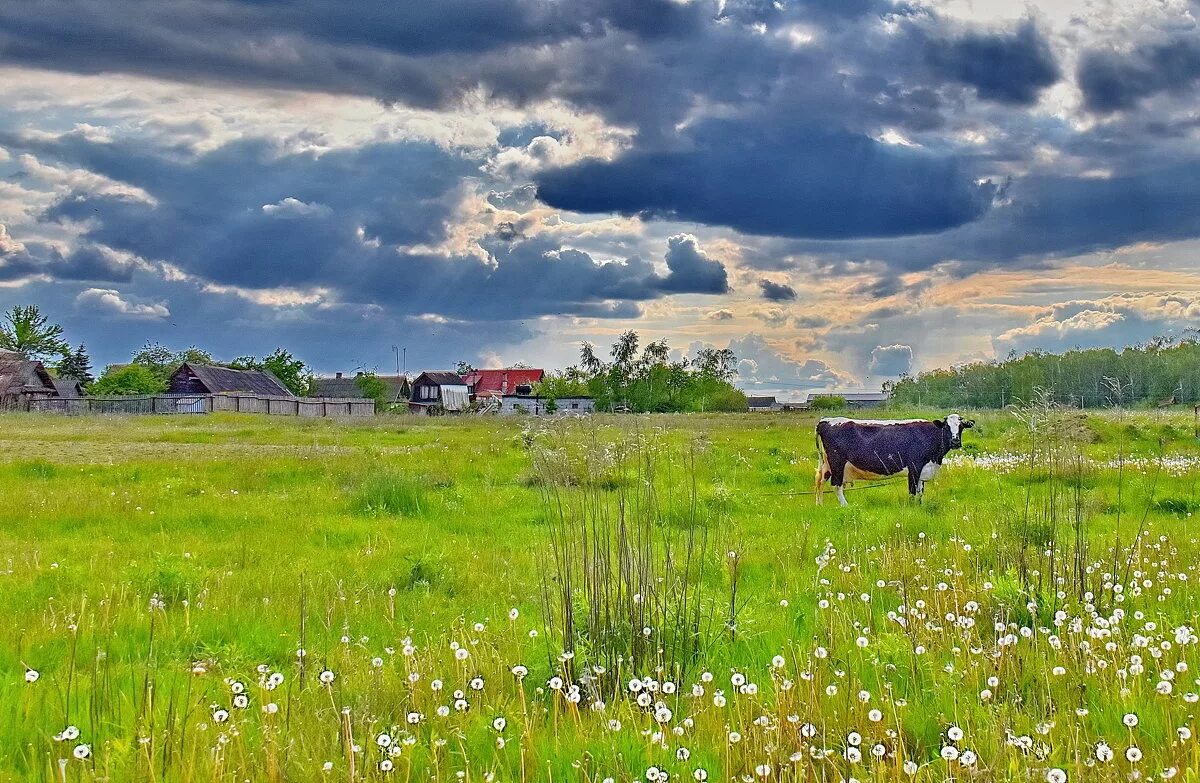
[392,345,400,377]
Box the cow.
[814,414,975,506]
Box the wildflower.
[549,677,564,690]
[1123,713,1140,728]
[73,744,90,760]
[469,677,484,690]
[233,694,249,709]
[755,764,772,777]
[941,746,959,761]
[947,726,964,742]
[1046,769,1066,783]
[868,709,882,722]
[407,712,423,724]
[377,733,392,748]
[25,669,40,683]
[509,608,519,620]
[379,760,394,773]
[847,732,862,747]
[263,702,279,714]
[960,750,977,766]
[845,747,862,763]
[62,726,80,741]
[677,748,691,761]
[903,760,919,775]
[319,670,336,685]
[1179,727,1192,741]
[728,731,742,744]
[694,770,708,782]
[455,649,469,661]
[772,656,786,669]
[212,709,229,723]
[1127,747,1143,762]
[492,717,506,732]
[512,665,528,679]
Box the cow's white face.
[942,413,975,448]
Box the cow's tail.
[813,422,830,503]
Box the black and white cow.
[814,414,975,505]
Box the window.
[571,402,579,409]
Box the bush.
[89,365,167,396]
[809,395,847,411]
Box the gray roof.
[415,371,466,386]
[51,377,84,397]
[176,363,293,396]
[747,395,778,407]
[314,374,408,400]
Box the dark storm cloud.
[657,234,729,294]
[536,121,997,240]
[16,131,729,321]
[1078,35,1200,113]
[758,280,797,302]
[925,20,1060,106]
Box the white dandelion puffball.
[1046,769,1067,783]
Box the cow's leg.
[907,466,921,499]
[827,457,849,507]
[813,460,828,505]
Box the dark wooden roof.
[414,371,465,386]
[747,395,778,407]
[172,362,293,396]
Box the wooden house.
[462,368,544,401]
[168,362,293,397]
[408,371,470,414]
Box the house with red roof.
[462,368,544,401]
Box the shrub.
[809,395,847,411]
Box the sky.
[2,0,1199,397]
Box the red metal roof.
[464,368,544,396]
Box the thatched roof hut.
[0,354,58,410]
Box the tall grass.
[531,423,719,690]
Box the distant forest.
[887,336,1200,409]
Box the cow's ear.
[963,419,976,429]
[935,418,947,428]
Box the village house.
[168,362,293,397]
[806,391,891,409]
[462,368,544,401]
[408,371,470,414]
[0,348,59,410]
[313,372,410,402]
[746,395,782,412]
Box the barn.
[0,349,58,410]
[408,371,470,414]
[808,391,891,409]
[168,362,293,397]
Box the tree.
[230,349,314,396]
[355,372,391,410]
[132,342,215,384]
[56,344,94,385]
[89,365,167,396]
[455,361,476,375]
[810,395,847,411]
[694,347,737,381]
[0,305,69,362]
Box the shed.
[0,355,58,410]
[409,371,471,414]
[314,372,411,402]
[168,362,294,397]
[51,376,85,398]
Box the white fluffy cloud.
[75,288,170,319]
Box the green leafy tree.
[230,349,314,396]
[809,395,847,411]
[354,372,391,410]
[455,361,476,375]
[132,343,215,384]
[89,365,167,396]
[0,305,69,362]
[56,344,94,386]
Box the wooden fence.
[28,393,376,417]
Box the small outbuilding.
[168,362,294,397]
[409,371,470,414]
[807,391,891,409]
[51,376,85,398]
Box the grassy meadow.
[2,407,1200,782]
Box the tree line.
[887,335,1200,409]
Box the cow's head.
[937,413,975,449]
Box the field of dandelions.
[2,407,1200,783]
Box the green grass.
[1,408,1199,782]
